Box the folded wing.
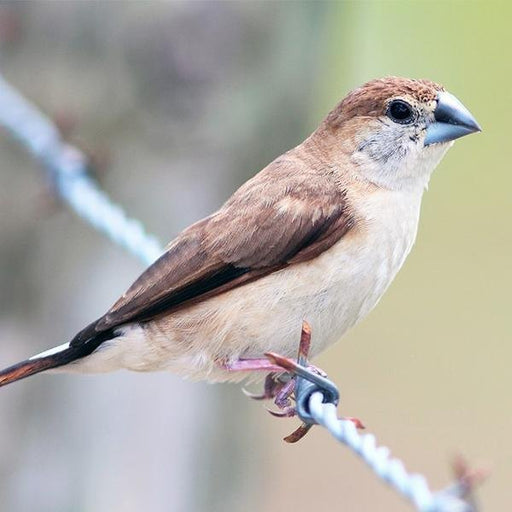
[71,156,354,347]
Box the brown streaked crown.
[325,77,445,128]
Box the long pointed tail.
[0,334,110,388]
[0,354,62,387]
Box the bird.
[0,77,481,389]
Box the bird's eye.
[387,100,414,124]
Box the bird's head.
[318,77,481,190]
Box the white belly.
[71,187,423,381]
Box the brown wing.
[71,155,354,346]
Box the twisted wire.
[0,75,163,265]
[307,392,475,512]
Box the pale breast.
[79,185,424,381]
[130,185,425,381]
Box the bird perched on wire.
[0,77,480,389]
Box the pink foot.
[223,321,364,444]
[221,357,288,373]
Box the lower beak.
[424,91,481,146]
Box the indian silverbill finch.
[0,77,481,387]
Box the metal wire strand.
[0,75,163,266]
[308,392,476,512]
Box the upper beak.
[424,91,481,146]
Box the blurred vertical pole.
[0,3,330,512]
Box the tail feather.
[0,355,66,387]
[0,332,114,388]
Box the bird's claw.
[242,371,293,402]
[243,321,363,443]
[266,406,296,418]
[241,387,267,400]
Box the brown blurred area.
[0,2,509,512]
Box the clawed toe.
[266,406,296,418]
[241,387,268,400]
[274,378,295,409]
[243,369,297,415]
[243,372,293,402]
[241,321,363,443]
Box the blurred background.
[0,1,508,511]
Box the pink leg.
[221,357,289,373]
[228,322,363,444]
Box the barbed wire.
[0,74,479,512]
[306,392,475,512]
[0,75,163,266]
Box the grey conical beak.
[424,91,481,146]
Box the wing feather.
[71,156,354,347]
